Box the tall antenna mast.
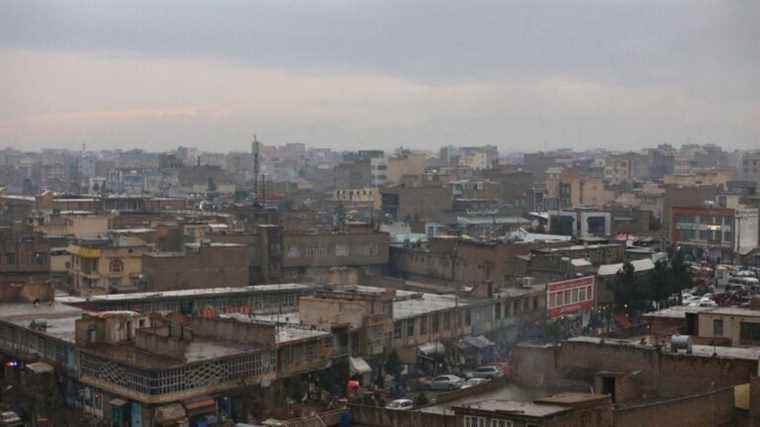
[252,134,260,203]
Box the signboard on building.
[547,276,594,319]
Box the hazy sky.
[2,0,758,153]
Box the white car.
[699,298,717,307]
[385,399,414,410]
[430,374,465,391]
[461,377,490,388]
[469,366,504,379]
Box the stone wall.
[349,404,456,427]
[142,243,249,291]
[511,340,758,401]
[613,387,735,427]
[188,317,275,347]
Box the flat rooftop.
[641,305,716,319]
[642,305,760,319]
[534,393,608,405]
[393,289,476,320]
[220,313,330,344]
[57,283,314,304]
[420,383,549,416]
[566,336,760,361]
[454,399,569,418]
[0,302,84,343]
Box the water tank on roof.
[671,335,693,354]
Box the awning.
[418,341,446,356]
[26,362,54,374]
[183,397,217,416]
[349,357,372,375]
[109,398,128,408]
[155,403,187,424]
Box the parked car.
[0,412,22,427]
[469,366,504,379]
[461,377,490,389]
[430,374,464,391]
[385,399,414,410]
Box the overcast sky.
[1,0,758,153]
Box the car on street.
[430,374,465,391]
[469,366,504,379]
[385,399,414,410]
[461,377,490,388]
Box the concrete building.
[454,394,613,427]
[67,239,146,295]
[141,242,250,291]
[741,150,760,185]
[0,286,340,426]
[670,206,759,262]
[386,151,427,185]
[663,168,735,189]
[548,210,612,239]
[0,224,51,284]
[382,184,453,224]
[32,211,110,239]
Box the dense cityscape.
[1,141,759,426]
[3,1,760,426]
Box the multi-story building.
[0,294,336,426]
[548,209,612,239]
[741,151,760,185]
[67,238,146,295]
[603,154,633,184]
[0,224,51,284]
[670,206,759,262]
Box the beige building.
[696,307,760,347]
[663,168,735,188]
[604,155,633,184]
[333,187,382,209]
[561,170,615,208]
[67,242,146,295]
[386,152,427,184]
[34,212,110,238]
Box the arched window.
[109,258,124,273]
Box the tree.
[611,262,651,312]
[384,349,402,378]
[650,260,672,307]
[543,319,562,343]
[670,249,694,292]
[414,392,429,406]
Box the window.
[564,290,571,305]
[465,309,471,326]
[587,286,593,301]
[6,253,16,265]
[555,292,563,307]
[432,313,440,332]
[579,287,586,301]
[109,258,124,273]
[407,320,415,337]
[740,322,760,345]
[420,316,428,335]
[394,322,402,339]
[713,319,724,337]
[572,288,579,304]
[495,303,502,319]
[533,297,538,310]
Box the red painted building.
[547,276,595,319]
